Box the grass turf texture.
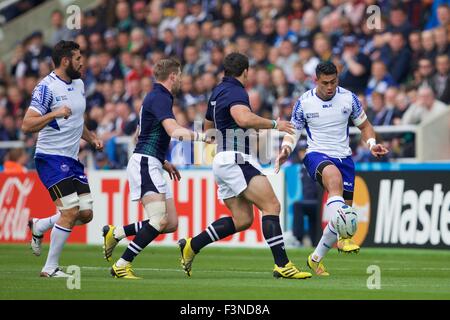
[1,244,450,300]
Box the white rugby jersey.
[290,86,367,158]
[29,71,86,159]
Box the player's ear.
[62,56,70,67]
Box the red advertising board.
[0,172,86,243]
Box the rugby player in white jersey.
[23,40,103,277]
[276,61,388,276]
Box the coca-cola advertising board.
[0,170,285,247]
[0,172,86,243]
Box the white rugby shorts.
[212,151,263,200]
[127,153,173,201]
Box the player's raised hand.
[275,118,295,135]
[274,146,291,174]
[163,160,181,181]
[370,144,389,159]
[53,106,72,119]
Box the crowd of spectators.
[0,0,449,170]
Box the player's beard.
[66,61,81,80]
[172,79,181,94]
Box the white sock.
[42,224,71,273]
[113,227,126,240]
[311,195,345,261]
[35,211,61,235]
[116,258,130,267]
[312,222,338,262]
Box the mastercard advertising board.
[319,170,450,249]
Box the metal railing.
[0,125,429,169]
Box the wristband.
[367,138,376,150]
[272,120,277,129]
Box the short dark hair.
[315,61,337,79]
[223,52,249,77]
[391,31,405,40]
[52,40,80,67]
[153,58,181,81]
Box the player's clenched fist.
[53,106,72,119]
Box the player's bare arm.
[82,125,103,151]
[275,130,301,173]
[21,106,72,133]
[162,118,206,142]
[230,105,295,134]
[357,119,389,158]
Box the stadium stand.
[0,0,449,170]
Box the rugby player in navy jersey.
[178,53,312,280]
[102,58,207,279]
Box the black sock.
[123,220,149,237]
[262,215,289,267]
[191,217,236,253]
[121,222,159,262]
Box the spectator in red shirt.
[125,54,152,83]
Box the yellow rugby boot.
[110,262,141,279]
[307,254,330,276]
[178,238,196,277]
[337,237,360,254]
[102,225,119,261]
[273,261,312,279]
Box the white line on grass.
[77,266,450,273]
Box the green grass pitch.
[1,244,450,300]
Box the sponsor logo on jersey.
[55,95,68,102]
[322,104,332,108]
[68,87,75,91]
[305,112,319,119]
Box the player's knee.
[59,206,80,227]
[262,198,280,215]
[270,200,281,215]
[76,210,93,225]
[163,219,178,233]
[144,201,167,232]
[326,176,343,193]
